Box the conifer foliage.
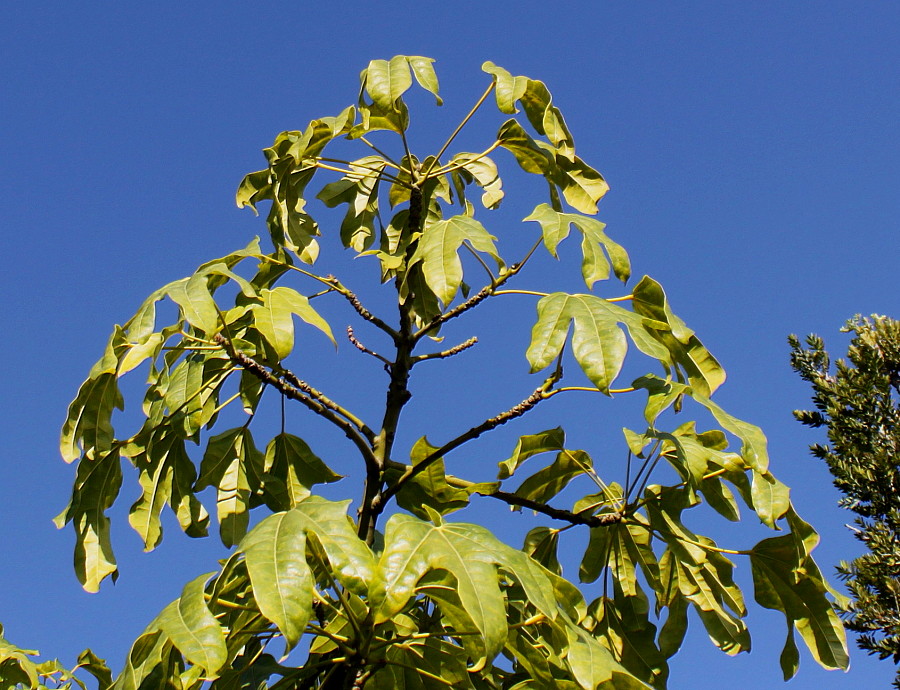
[791,316,900,688]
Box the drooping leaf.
[239,509,315,654]
[407,56,442,105]
[482,61,528,114]
[631,277,725,397]
[53,449,122,592]
[263,433,342,510]
[750,524,849,673]
[157,573,227,678]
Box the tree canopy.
[4,56,849,689]
[791,315,900,688]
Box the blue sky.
[2,2,899,688]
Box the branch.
[484,489,624,527]
[411,336,478,363]
[413,236,543,341]
[381,459,623,528]
[324,275,399,340]
[346,326,391,366]
[376,368,562,510]
[214,334,378,458]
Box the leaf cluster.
[41,57,851,689]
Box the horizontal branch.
[214,334,378,462]
[412,336,478,363]
[485,488,624,527]
[382,459,622,528]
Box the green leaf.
[448,153,504,209]
[196,428,263,547]
[498,427,565,479]
[411,214,502,305]
[53,450,122,592]
[263,433,342,510]
[251,287,334,359]
[524,204,630,285]
[555,154,610,214]
[513,449,593,507]
[750,527,849,672]
[407,56,442,105]
[392,437,470,518]
[526,293,628,393]
[167,274,219,334]
[750,470,791,528]
[523,526,562,575]
[239,510,315,654]
[288,496,376,596]
[365,56,413,111]
[157,573,227,677]
[377,515,563,670]
[61,370,124,463]
[128,432,209,551]
[566,628,619,689]
[482,61,528,114]
[631,276,725,396]
[497,119,554,175]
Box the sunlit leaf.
[157,573,226,678]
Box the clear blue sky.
[2,2,898,688]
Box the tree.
[790,315,900,687]
[8,56,848,689]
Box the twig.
[347,326,391,365]
[423,82,496,179]
[412,337,478,363]
[323,275,399,340]
[413,237,543,340]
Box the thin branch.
[376,368,562,511]
[423,82,496,179]
[493,289,550,297]
[214,334,379,456]
[357,136,406,171]
[413,236,544,340]
[483,488,624,527]
[462,242,496,282]
[317,156,405,184]
[544,385,637,398]
[346,326,391,365]
[411,337,478,363]
[275,367,376,442]
[323,275,399,340]
[429,141,502,177]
